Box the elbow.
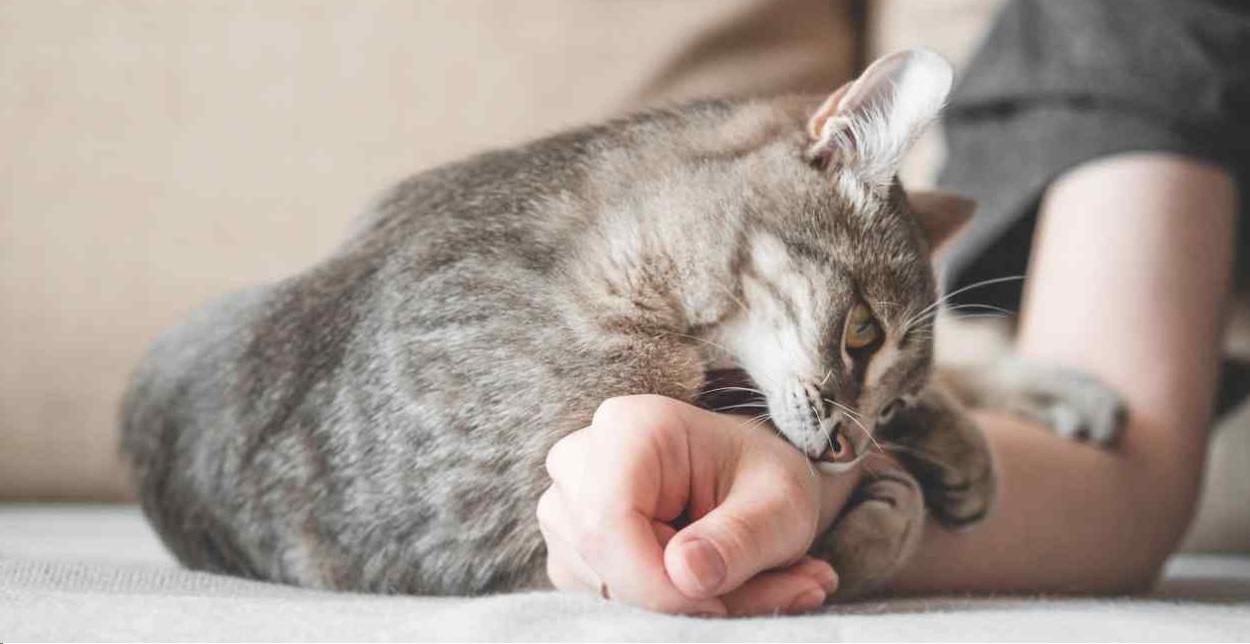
[1096,450,1205,595]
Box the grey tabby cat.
[121,49,1122,601]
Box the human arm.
[890,152,1238,593]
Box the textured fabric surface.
[4,559,1250,642]
[2,505,1250,641]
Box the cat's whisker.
[839,407,885,456]
[903,275,1026,331]
[906,302,1015,329]
[943,302,1015,317]
[698,385,766,398]
[712,402,769,413]
[948,313,1013,322]
[823,397,863,420]
[911,274,1026,320]
[910,301,1015,322]
[736,412,772,434]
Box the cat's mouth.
[817,429,854,464]
[696,368,857,465]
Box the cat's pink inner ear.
[805,49,952,183]
[806,81,853,141]
[907,190,977,251]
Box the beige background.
[0,0,855,500]
[2,0,1246,555]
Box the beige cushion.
[0,0,856,500]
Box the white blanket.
[3,506,1249,642]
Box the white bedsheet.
[3,505,1249,642]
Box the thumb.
[663,466,820,599]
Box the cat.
[120,49,1123,600]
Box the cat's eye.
[844,303,881,351]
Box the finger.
[664,460,820,599]
[574,396,726,615]
[580,396,694,521]
[586,508,726,615]
[721,557,838,617]
[544,427,590,485]
[537,488,601,591]
[652,521,677,549]
[544,537,598,592]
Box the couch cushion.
[0,0,855,500]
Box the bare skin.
[892,152,1237,593]
[542,152,1238,613]
[540,395,867,616]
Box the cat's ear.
[907,189,976,251]
[807,48,953,187]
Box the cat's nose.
[817,416,853,463]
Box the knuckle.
[591,396,635,428]
[544,440,566,480]
[715,511,763,562]
[593,395,683,439]
[535,489,557,528]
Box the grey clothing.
[939,0,1250,311]
[936,0,1250,412]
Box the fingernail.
[786,588,827,615]
[679,539,726,595]
[814,566,839,594]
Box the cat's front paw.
[918,454,995,529]
[1002,363,1127,446]
[876,387,996,529]
[812,469,925,602]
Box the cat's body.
[122,50,1121,600]
[123,103,747,593]
[124,97,863,593]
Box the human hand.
[538,394,865,616]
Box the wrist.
[815,461,867,535]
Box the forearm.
[892,410,1204,594]
[896,153,1236,593]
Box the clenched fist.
[538,394,867,616]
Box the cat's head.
[708,49,974,465]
